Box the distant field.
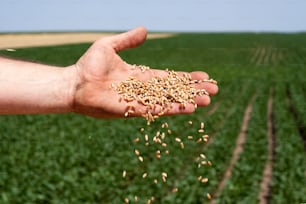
[0,33,305,204]
[0,32,174,49]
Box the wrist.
[62,64,82,113]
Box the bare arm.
[0,27,218,117]
[0,57,75,114]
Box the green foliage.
[0,33,306,203]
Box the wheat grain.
[201,178,209,183]
[172,188,178,193]
[115,65,217,202]
[113,68,217,121]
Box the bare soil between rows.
[210,94,256,204]
[258,90,275,204]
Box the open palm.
[70,27,218,118]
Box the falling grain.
[172,188,178,193]
[201,178,209,183]
[114,65,216,202]
[135,149,140,156]
[187,135,193,140]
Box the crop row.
[271,81,306,203]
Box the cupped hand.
[68,27,218,118]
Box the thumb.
[108,27,147,52]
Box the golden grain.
[200,122,205,129]
[201,178,209,183]
[161,132,166,140]
[115,65,217,202]
[175,138,182,143]
[201,161,207,165]
[172,188,178,193]
[197,138,203,143]
[113,68,216,121]
[135,149,140,156]
[198,129,205,133]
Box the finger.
[145,70,218,96]
[194,95,211,107]
[190,71,209,80]
[108,27,147,52]
[129,67,191,81]
[190,71,218,95]
[197,83,219,96]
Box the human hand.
[68,27,218,118]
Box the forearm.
[0,57,75,114]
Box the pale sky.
[1,0,306,32]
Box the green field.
[0,33,306,204]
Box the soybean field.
[0,33,306,204]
